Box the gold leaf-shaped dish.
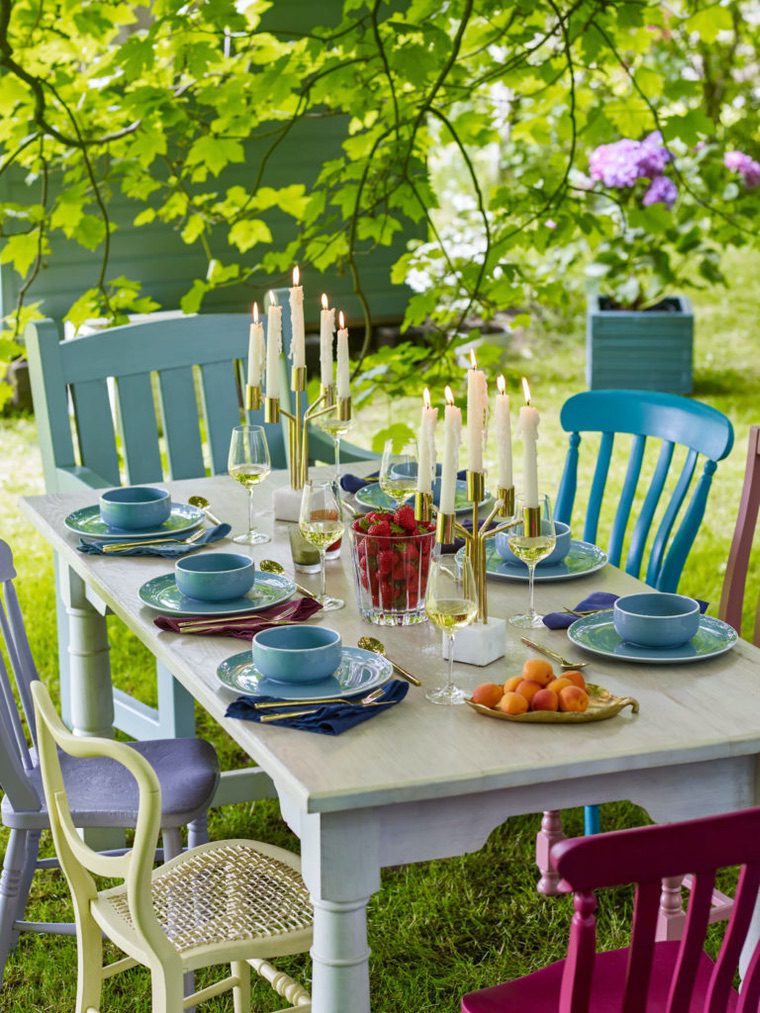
[466,684,639,724]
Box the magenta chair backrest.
[552,806,760,1012]
[720,425,760,644]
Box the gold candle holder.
[497,485,515,518]
[264,396,280,423]
[414,491,433,523]
[291,365,307,393]
[524,504,541,538]
[466,471,488,624]
[245,384,261,411]
[320,383,337,408]
[436,512,457,544]
[337,396,352,422]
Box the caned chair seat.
[96,839,313,968]
[1,738,219,831]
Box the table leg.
[298,810,380,1013]
[61,566,114,739]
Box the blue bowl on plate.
[494,521,572,568]
[613,592,700,649]
[175,553,255,602]
[252,625,342,684]
[99,486,171,530]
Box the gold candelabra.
[249,374,350,490]
[433,476,517,624]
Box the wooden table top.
[22,467,760,816]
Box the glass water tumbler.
[349,526,436,625]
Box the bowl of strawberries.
[349,505,437,625]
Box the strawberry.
[394,504,417,531]
[368,520,391,537]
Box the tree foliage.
[0,0,757,408]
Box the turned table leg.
[536,810,568,895]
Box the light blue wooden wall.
[0,2,416,326]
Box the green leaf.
[186,136,245,177]
[181,214,206,243]
[180,279,208,314]
[0,232,41,276]
[227,218,273,253]
[371,423,416,454]
[688,7,733,42]
[133,208,156,227]
[74,214,107,251]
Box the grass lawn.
[0,247,757,1010]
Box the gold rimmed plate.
[466,684,639,724]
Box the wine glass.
[424,550,478,705]
[317,412,354,482]
[379,438,419,509]
[507,494,556,628]
[227,425,271,545]
[299,480,345,610]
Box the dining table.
[20,464,760,1012]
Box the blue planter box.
[586,295,693,394]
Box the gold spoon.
[358,636,421,687]
[259,559,316,599]
[188,495,224,527]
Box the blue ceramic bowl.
[613,593,700,649]
[175,553,255,602]
[99,486,171,531]
[252,625,342,684]
[494,521,572,568]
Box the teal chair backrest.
[555,390,734,592]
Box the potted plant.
[581,133,759,394]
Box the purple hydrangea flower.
[589,132,673,188]
[724,150,760,189]
[642,175,678,207]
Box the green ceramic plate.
[461,540,608,583]
[567,612,737,664]
[355,479,491,515]
[138,571,295,617]
[66,502,204,543]
[217,646,393,700]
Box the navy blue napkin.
[542,591,709,630]
[340,469,466,496]
[226,678,409,735]
[77,523,231,557]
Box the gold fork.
[103,527,207,554]
[259,687,387,722]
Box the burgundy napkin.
[154,596,323,639]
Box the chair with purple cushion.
[463,805,760,1012]
[0,539,220,988]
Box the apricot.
[547,677,573,695]
[521,658,554,687]
[516,679,542,704]
[503,675,523,694]
[497,691,529,716]
[531,688,559,712]
[558,686,589,713]
[562,670,586,690]
[472,682,505,709]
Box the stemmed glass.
[299,480,345,611]
[317,413,354,482]
[424,550,478,705]
[379,439,419,509]
[508,494,556,628]
[227,425,271,545]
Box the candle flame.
[338,310,346,330]
[522,377,531,405]
[321,293,329,310]
[444,385,455,406]
[292,265,300,287]
[269,290,277,308]
[470,348,478,369]
[423,387,431,409]
[497,374,506,395]
[252,302,258,324]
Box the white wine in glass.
[227,425,272,545]
[424,551,478,705]
[379,439,419,509]
[508,493,556,628]
[299,481,345,611]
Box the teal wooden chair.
[536,388,734,863]
[25,301,375,745]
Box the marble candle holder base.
[442,617,506,666]
[272,485,304,522]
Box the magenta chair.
[462,806,760,1012]
[720,425,760,645]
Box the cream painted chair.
[31,681,313,1012]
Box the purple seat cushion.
[3,738,219,830]
[462,941,738,1012]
